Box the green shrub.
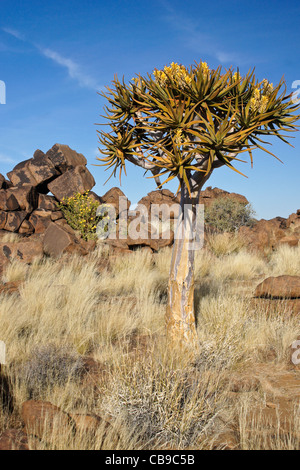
[57,191,108,241]
[204,198,256,233]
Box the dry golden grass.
[0,241,299,449]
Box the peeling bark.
[166,184,201,345]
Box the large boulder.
[4,211,27,232]
[199,186,249,207]
[47,166,95,202]
[5,185,38,213]
[43,222,87,257]
[0,174,5,189]
[254,276,300,299]
[0,237,44,264]
[46,143,87,173]
[101,187,130,217]
[22,400,71,439]
[0,190,20,211]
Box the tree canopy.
[97,61,300,195]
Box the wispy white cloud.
[2,27,101,90]
[0,153,16,164]
[39,47,101,90]
[2,27,25,41]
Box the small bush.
[21,344,84,399]
[205,198,256,233]
[57,191,113,241]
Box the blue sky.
[0,0,299,219]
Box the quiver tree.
[97,61,300,345]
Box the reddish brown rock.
[0,238,43,264]
[18,219,34,235]
[46,143,87,173]
[27,151,58,187]
[199,186,249,207]
[29,210,52,234]
[6,185,38,213]
[47,165,95,202]
[0,174,5,189]
[0,211,7,230]
[101,187,130,217]
[50,210,64,221]
[254,275,300,299]
[7,159,37,187]
[137,189,180,220]
[4,211,27,232]
[239,218,286,253]
[0,429,29,451]
[43,221,85,257]
[22,401,71,439]
[0,189,20,211]
[38,194,59,211]
[0,280,23,295]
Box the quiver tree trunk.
[166,185,202,345]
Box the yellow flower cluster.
[201,62,210,77]
[58,191,100,241]
[262,79,273,96]
[232,72,240,81]
[153,62,192,88]
[174,128,184,145]
[250,84,271,114]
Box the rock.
[22,400,71,439]
[0,280,23,295]
[38,194,59,212]
[43,222,86,257]
[50,211,64,222]
[4,211,27,232]
[46,143,87,173]
[0,429,29,451]
[7,159,37,187]
[0,190,20,211]
[0,211,7,230]
[254,275,300,299]
[0,238,43,264]
[200,186,249,207]
[6,185,38,213]
[29,210,52,234]
[27,151,58,188]
[18,219,34,235]
[239,218,286,253]
[47,166,95,202]
[0,174,5,189]
[101,187,130,217]
[137,189,180,220]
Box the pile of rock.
[239,210,300,253]
[0,144,95,235]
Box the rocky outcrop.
[1,144,95,236]
[240,211,300,253]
